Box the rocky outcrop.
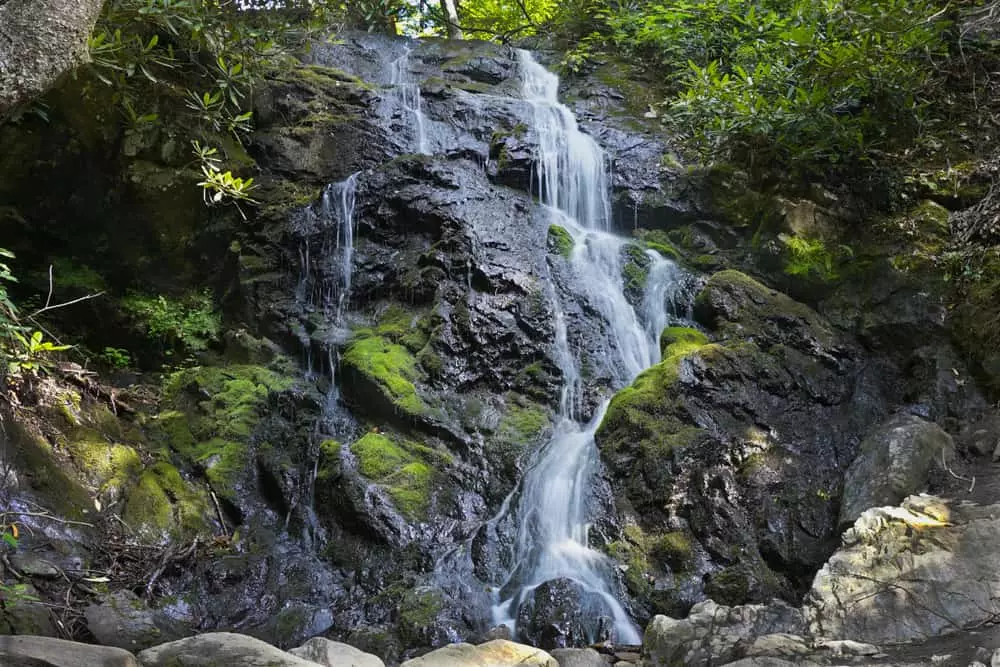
[807,495,1000,644]
[597,270,878,615]
[838,415,953,526]
[289,637,386,667]
[641,494,1000,665]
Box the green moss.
[342,336,426,416]
[294,64,375,90]
[653,531,694,570]
[659,327,708,355]
[123,462,209,542]
[350,432,447,521]
[634,229,681,260]
[398,587,444,645]
[152,365,294,500]
[497,396,550,445]
[547,224,575,258]
[622,243,651,291]
[599,336,713,460]
[705,566,750,605]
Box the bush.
[562,0,952,181]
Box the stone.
[84,590,169,652]
[992,647,1000,667]
[806,496,1000,644]
[839,414,954,527]
[288,637,385,667]
[642,600,807,666]
[137,632,319,666]
[10,552,61,578]
[0,635,139,666]
[550,647,607,667]
[399,640,558,667]
[744,633,811,657]
[816,639,880,656]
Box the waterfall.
[318,171,361,325]
[488,51,690,646]
[391,48,430,155]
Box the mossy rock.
[547,224,575,259]
[634,229,681,261]
[151,364,295,503]
[659,326,708,356]
[341,306,431,420]
[397,587,444,647]
[598,334,712,462]
[349,432,450,521]
[693,270,837,353]
[122,462,211,543]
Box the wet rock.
[0,635,139,666]
[515,578,612,649]
[137,632,318,666]
[0,584,57,636]
[288,637,385,667]
[599,271,875,610]
[84,590,182,652]
[399,639,558,667]
[10,552,61,578]
[839,414,954,527]
[805,495,1000,644]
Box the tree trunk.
[0,0,106,123]
[440,0,463,39]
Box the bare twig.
[27,291,105,319]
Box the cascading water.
[390,48,430,155]
[488,51,692,645]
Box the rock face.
[399,639,558,667]
[807,495,1000,644]
[641,495,1000,665]
[838,415,953,526]
[0,635,139,667]
[597,270,878,615]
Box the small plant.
[7,331,71,377]
[780,234,853,281]
[122,290,221,357]
[100,347,132,368]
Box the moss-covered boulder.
[349,432,450,521]
[150,364,296,512]
[598,271,879,616]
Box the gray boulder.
[84,590,178,652]
[289,637,385,667]
[550,647,607,667]
[137,632,319,666]
[839,415,954,527]
[642,599,806,666]
[0,635,139,667]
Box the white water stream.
[488,51,690,645]
[390,48,430,155]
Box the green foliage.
[780,234,853,281]
[7,331,71,377]
[100,347,132,368]
[121,290,220,358]
[554,0,952,181]
[458,0,558,40]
